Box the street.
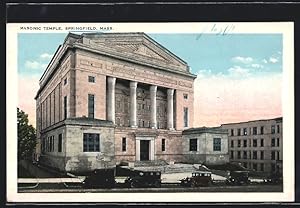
[19,184,282,193]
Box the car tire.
[154,180,161,188]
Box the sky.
[18,33,282,127]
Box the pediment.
[81,33,189,72]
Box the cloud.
[231,56,253,64]
[40,53,53,60]
[269,57,279,63]
[251,63,264,69]
[25,60,47,70]
[193,72,282,127]
[262,59,268,64]
[228,66,251,77]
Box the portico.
[107,77,175,131]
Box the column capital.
[150,85,157,92]
[167,88,174,96]
[130,81,138,88]
[107,77,116,84]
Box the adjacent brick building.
[221,117,283,173]
[35,32,203,173]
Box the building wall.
[74,60,107,119]
[182,131,229,165]
[35,33,197,171]
[221,117,283,173]
[39,120,115,173]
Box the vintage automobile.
[180,171,213,187]
[83,168,116,188]
[124,170,161,188]
[226,170,250,185]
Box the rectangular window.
[277,125,280,133]
[230,151,234,159]
[260,139,264,147]
[271,125,275,134]
[243,151,247,159]
[260,126,264,134]
[260,163,264,171]
[183,94,188,99]
[237,151,241,159]
[253,151,257,160]
[271,151,276,160]
[122,137,126,152]
[253,163,257,171]
[276,138,280,147]
[64,78,67,85]
[88,76,95,83]
[213,138,221,151]
[162,138,166,152]
[271,138,275,147]
[64,96,67,119]
[58,134,62,152]
[231,140,234,148]
[271,164,276,172]
[231,129,234,136]
[277,151,280,160]
[83,133,100,152]
[189,139,197,151]
[243,139,247,147]
[243,128,247,135]
[253,127,257,135]
[253,139,257,147]
[260,151,264,160]
[184,107,189,127]
[237,140,241,147]
[237,129,241,136]
[88,94,95,118]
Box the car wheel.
[154,180,161,188]
[130,181,137,188]
[191,181,196,188]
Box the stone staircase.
[133,160,168,167]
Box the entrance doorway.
[140,140,150,161]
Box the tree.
[17,108,36,161]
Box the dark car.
[226,170,250,185]
[83,168,116,188]
[180,171,213,187]
[124,170,161,188]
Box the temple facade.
[35,33,202,173]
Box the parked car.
[180,171,213,187]
[226,170,250,185]
[124,170,161,188]
[265,169,282,184]
[83,168,116,188]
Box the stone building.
[182,127,229,165]
[221,117,283,173]
[35,32,198,173]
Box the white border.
[7,22,294,202]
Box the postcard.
[6,22,294,202]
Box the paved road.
[19,184,282,193]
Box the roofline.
[221,117,283,126]
[74,43,197,78]
[35,32,197,99]
[81,32,189,66]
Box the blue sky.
[18,33,282,126]
[18,33,282,78]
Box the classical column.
[107,77,116,123]
[167,89,174,130]
[150,85,157,129]
[130,81,138,127]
